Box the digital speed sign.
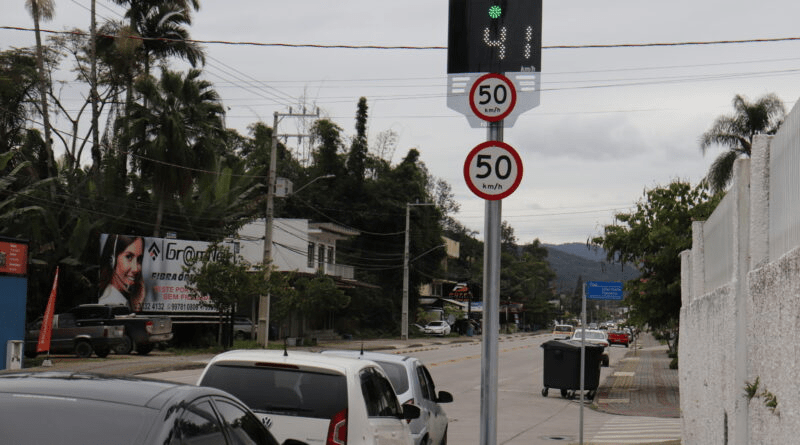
[448,0,542,74]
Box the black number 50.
[476,154,512,179]
[478,84,508,105]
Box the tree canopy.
[591,180,722,331]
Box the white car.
[571,328,610,367]
[198,350,419,445]
[422,321,451,336]
[322,350,452,445]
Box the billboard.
[99,234,232,313]
[0,240,28,276]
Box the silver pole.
[481,120,503,445]
[580,282,587,444]
[402,203,410,340]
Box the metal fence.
[770,100,800,261]
[702,192,736,292]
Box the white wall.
[680,97,800,444]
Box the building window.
[327,246,334,264]
[318,244,325,269]
[307,242,315,268]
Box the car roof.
[206,349,379,375]
[0,371,231,409]
[321,349,416,366]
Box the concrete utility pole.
[257,108,319,347]
[402,202,435,340]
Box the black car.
[0,371,307,445]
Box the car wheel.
[541,387,548,397]
[235,331,246,340]
[115,334,133,355]
[94,346,111,358]
[136,343,154,355]
[74,340,93,358]
[24,348,37,359]
[440,428,447,445]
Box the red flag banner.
[37,267,60,353]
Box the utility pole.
[257,108,319,347]
[402,201,435,340]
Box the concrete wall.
[680,98,800,444]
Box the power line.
[5,25,800,51]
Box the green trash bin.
[540,339,603,400]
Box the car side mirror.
[283,440,309,445]
[437,391,453,403]
[402,403,421,420]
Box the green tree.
[591,180,721,344]
[24,0,56,180]
[126,67,225,236]
[347,97,369,187]
[700,93,785,193]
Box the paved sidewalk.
[593,333,680,418]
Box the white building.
[233,218,359,280]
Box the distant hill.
[544,243,640,295]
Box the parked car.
[24,313,125,358]
[198,349,420,445]
[322,350,452,445]
[234,316,255,340]
[607,329,631,347]
[0,371,307,445]
[422,321,451,336]
[571,328,610,367]
[551,324,574,339]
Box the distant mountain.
[544,243,640,295]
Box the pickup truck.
[68,304,173,355]
[24,313,126,359]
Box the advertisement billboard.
[99,234,231,313]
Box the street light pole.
[402,201,435,340]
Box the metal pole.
[481,120,502,445]
[402,203,410,340]
[580,282,587,444]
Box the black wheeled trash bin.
[540,339,603,400]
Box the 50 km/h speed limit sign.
[469,73,517,122]
[464,141,523,200]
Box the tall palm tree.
[24,0,56,179]
[126,67,225,237]
[700,93,785,192]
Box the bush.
[669,357,678,369]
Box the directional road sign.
[586,281,624,301]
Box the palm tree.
[126,67,225,237]
[700,93,785,192]
[24,0,56,179]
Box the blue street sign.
[586,281,623,300]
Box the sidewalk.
[14,331,681,419]
[593,333,680,418]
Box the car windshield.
[554,326,571,332]
[429,322,444,327]
[201,364,347,419]
[0,393,154,445]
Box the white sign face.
[469,73,517,122]
[463,141,523,200]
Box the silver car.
[323,350,452,445]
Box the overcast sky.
[4,0,800,245]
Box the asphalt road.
[148,332,681,445]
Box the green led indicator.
[488,5,502,19]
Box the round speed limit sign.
[469,73,517,122]
[463,141,523,200]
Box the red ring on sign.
[469,73,517,122]
[463,140,523,201]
